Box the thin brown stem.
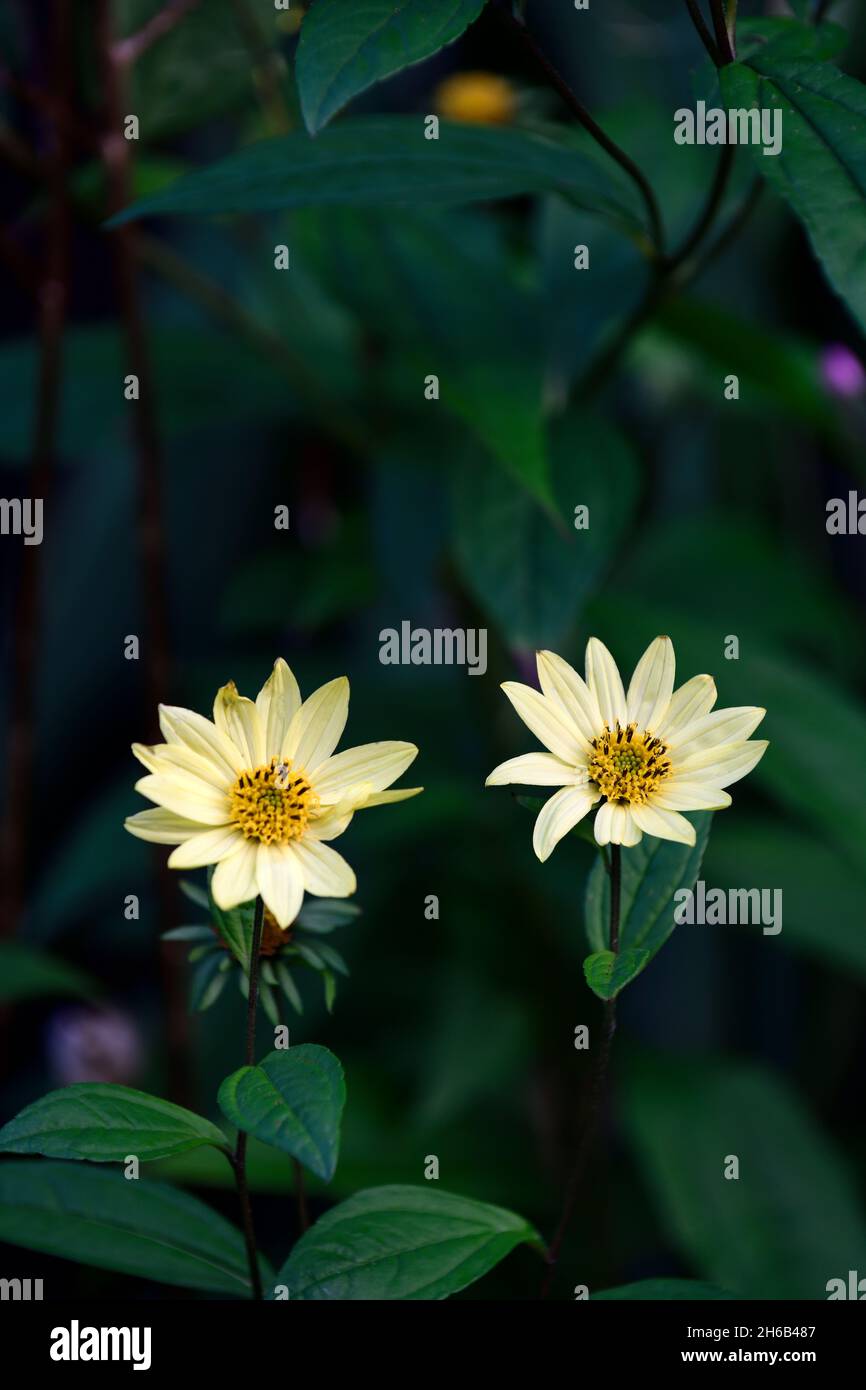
[683,1,719,65]
[234,896,266,1300]
[1,0,72,939]
[540,846,621,1298]
[113,0,201,66]
[668,142,736,272]
[499,8,665,258]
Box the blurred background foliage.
[1,0,865,1299]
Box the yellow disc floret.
[588,723,672,806]
[229,758,318,844]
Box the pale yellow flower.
[486,637,767,858]
[125,660,421,926]
[434,71,517,125]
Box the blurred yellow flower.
[434,71,517,125]
[125,659,421,927]
[487,637,767,858]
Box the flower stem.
[683,1,719,65]
[498,7,665,259]
[233,895,265,1300]
[540,845,621,1299]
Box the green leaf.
[276,961,304,1014]
[648,297,832,432]
[189,950,230,1012]
[624,1055,866,1299]
[179,879,210,910]
[295,941,327,970]
[704,816,866,978]
[161,924,215,942]
[585,813,713,968]
[208,877,254,970]
[453,413,638,647]
[582,948,650,1001]
[108,118,643,235]
[0,943,98,1003]
[274,1185,543,1299]
[297,0,486,135]
[593,1279,734,1300]
[720,57,866,332]
[0,1084,230,1163]
[296,898,361,933]
[322,968,337,1014]
[736,17,847,64]
[218,1045,345,1182]
[0,1160,265,1295]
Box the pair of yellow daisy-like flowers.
[125,638,767,928]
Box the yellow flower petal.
[211,839,259,909]
[486,752,587,787]
[676,739,768,787]
[655,674,717,739]
[255,843,305,928]
[213,681,265,768]
[124,808,205,845]
[532,785,598,862]
[283,677,349,773]
[585,637,627,728]
[669,706,766,760]
[626,636,675,732]
[132,741,229,791]
[536,650,601,744]
[159,704,245,778]
[630,804,696,845]
[255,658,301,760]
[651,781,732,811]
[313,741,417,803]
[292,837,356,897]
[500,682,587,764]
[167,825,245,869]
[134,774,231,826]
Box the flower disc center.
[229,758,317,844]
[588,723,671,805]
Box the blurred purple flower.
[46,1006,142,1086]
[821,344,866,399]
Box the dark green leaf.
[0,1084,230,1163]
[736,17,847,64]
[161,925,214,942]
[208,876,254,970]
[296,898,361,934]
[189,950,229,1012]
[585,813,713,969]
[322,968,337,1014]
[0,1160,265,1295]
[623,1055,866,1299]
[704,816,866,978]
[108,119,644,235]
[179,879,210,910]
[0,943,98,1004]
[295,941,327,970]
[276,962,304,1014]
[454,412,639,647]
[297,0,486,134]
[274,1185,543,1299]
[582,948,650,1001]
[720,58,866,332]
[218,1045,345,1182]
